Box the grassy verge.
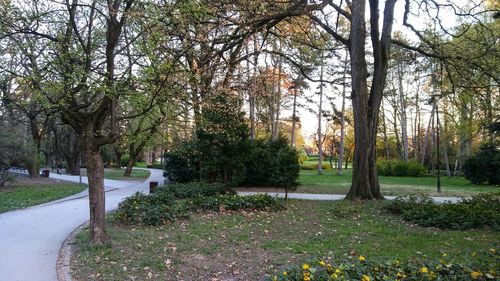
[0,183,86,213]
[298,169,498,196]
[80,168,150,181]
[70,200,498,281]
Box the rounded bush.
[463,144,500,185]
[377,159,426,177]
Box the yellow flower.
[335,268,341,275]
[302,263,310,271]
[490,248,496,254]
[303,271,311,281]
[318,259,326,267]
[472,252,477,257]
[471,271,482,279]
[331,273,338,279]
[273,276,277,281]
[361,274,370,281]
[396,272,407,279]
[429,271,437,279]
[283,271,287,276]
[442,253,448,257]
[393,260,400,267]
[420,267,428,274]
[358,255,366,262]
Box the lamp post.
[430,91,442,193]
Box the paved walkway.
[0,169,164,281]
[236,191,461,203]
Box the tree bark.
[346,0,396,200]
[317,63,324,175]
[82,127,109,246]
[337,49,348,175]
[291,89,298,147]
[381,102,390,159]
[397,63,409,161]
[393,106,402,159]
[27,118,42,178]
[66,156,80,175]
[250,35,258,140]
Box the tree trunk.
[337,49,348,175]
[381,102,390,159]
[421,105,435,165]
[27,162,40,178]
[393,106,402,159]
[346,0,396,200]
[123,157,136,177]
[82,128,109,246]
[413,74,421,161]
[124,144,141,177]
[273,52,282,140]
[397,63,409,161]
[291,90,297,147]
[269,58,276,139]
[317,63,324,175]
[250,35,258,140]
[65,154,80,175]
[28,119,41,178]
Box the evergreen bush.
[377,159,426,177]
[463,144,500,185]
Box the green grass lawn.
[70,200,499,281]
[0,183,86,213]
[80,168,150,181]
[298,169,498,196]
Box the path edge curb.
[57,221,89,281]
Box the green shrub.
[243,137,300,188]
[160,182,234,199]
[385,193,500,230]
[164,142,200,183]
[298,148,308,165]
[120,154,130,168]
[115,192,188,226]
[300,163,332,170]
[377,159,426,177]
[463,144,500,185]
[188,194,285,212]
[266,249,499,281]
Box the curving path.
[236,191,461,203]
[0,169,164,281]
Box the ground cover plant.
[71,200,499,281]
[385,193,500,230]
[0,175,86,213]
[114,182,283,226]
[267,250,499,281]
